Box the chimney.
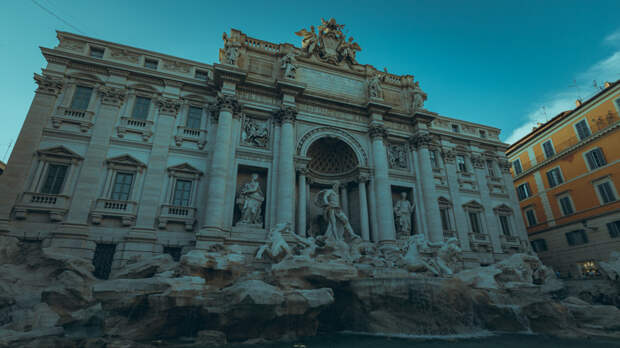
[576,99,582,107]
[604,81,611,89]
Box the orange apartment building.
[506,80,620,278]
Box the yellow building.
[506,80,620,278]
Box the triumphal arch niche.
[0,17,527,271]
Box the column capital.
[296,166,308,176]
[98,86,126,107]
[470,154,485,169]
[441,148,456,164]
[210,93,241,122]
[368,123,387,139]
[356,173,370,184]
[274,106,297,124]
[498,159,512,173]
[34,73,64,96]
[157,97,182,116]
[408,132,432,149]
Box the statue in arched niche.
[394,191,415,238]
[236,173,265,225]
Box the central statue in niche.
[236,173,265,225]
[315,188,360,241]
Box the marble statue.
[256,223,292,261]
[222,32,239,65]
[400,234,440,275]
[295,26,318,56]
[368,74,383,99]
[394,192,415,237]
[388,144,407,169]
[236,173,265,225]
[242,118,269,147]
[281,52,298,79]
[435,237,462,276]
[315,188,360,241]
[338,37,361,64]
[411,82,426,113]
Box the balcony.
[13,192,70,222]
[468,232,492,252]
[500,234,522,250]
[158,204,196,231]
[174,126,207,149]
[91,198,138,226]
[116,116,153,141]
[51,106,94,132]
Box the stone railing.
[469,232,492,252]
[245,37,280,53]
[500,234,521,250]
[443,230,457,239]
[91,198,138,226]
[13,192,70,222]
[116,116,153,141]
[51,106,95,132]
[174,126,207,149]
[157,204,196,231]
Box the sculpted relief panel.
[241,117,270,148]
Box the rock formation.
[1,233,619,347]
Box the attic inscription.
[297,66,365,99]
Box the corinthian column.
[369,123,396,242]
[296,167,308,237]
[410,133,443,243]
[0,74,64,232]
[202,94,239,235]
[275,106,297,227]
[357,174,371,241]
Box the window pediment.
[37,146,83,161]
[438,196,452,207]
[493,204,513,215]
[168,163,203,178]
[463,200,484,211]
[106,154,146,171]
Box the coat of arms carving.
[295,18,361,65]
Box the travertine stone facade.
[0,19,527,269]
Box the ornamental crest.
[295,18,361,65]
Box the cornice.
[213,63,247,86]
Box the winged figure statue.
[294,26,318,56]
[339,37,361,64]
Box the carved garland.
[98,86,126,106]
[470,155,485,169]
[158,97,182,115]
[34,73,64,95]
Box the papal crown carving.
[295,18,361,65]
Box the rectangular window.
[89,46,104,59]
[479,130,486,138]
[132,96,151,120]
[525,208,537,226]
[546,167,564,188]
[70,86,93,110]
[144,58,158,69]
[111,173,133,201]
[186,106,202,129]
[41,164,68,194]
[195,70,208,80]
[92,243,116,280]
[566,229,588,246]
[429,150,439,169]
[468,212,481,233]
[575,119,591,140]
[559,195,574,216]
[452,124,460,133]
[499,215,511,236]
[486,160,495,177]
[607,220,620,238]
[456,155,467,172]
[440,207,451,231]
[596,181,616,204]
[517,182,531,200]
[513,159,522,175]
[531,239,548,252]
[585,148,606,170]
[542,140,555,158]
[172,180,192,206]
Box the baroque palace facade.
[507,81,620,277]
[0,19,527,272]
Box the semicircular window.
[307,138,358,175]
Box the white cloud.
[505,28,620,145]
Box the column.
[471,155,502,254]
[133,97,181,229]
[65,86,127,223]
[297,167,307,237]
[368,178,379,242]
[0,74,64,231]
[369,123,396,242]
[357,174,371,241]
[410,133,443,242]
[500,159,529,243]
[339,184,349,217]
[276,106,296,227]
[442,149,471,251]
[202,94,239,235]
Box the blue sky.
[1,0,619,161]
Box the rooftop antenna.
[541,106,549,122]
[568,79,584,104]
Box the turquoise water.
[226,333,620,348]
